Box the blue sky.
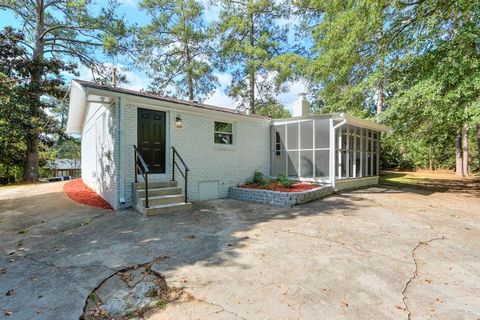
[0,0,306,112]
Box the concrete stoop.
[132,180,192,216]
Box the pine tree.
[0,27,74,180]
[136,0,216,101]
[0,0,130,181]
[215,0,289,113]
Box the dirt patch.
[63,179,113,209]
[82,263,191,320]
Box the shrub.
[276,175,295,188]
[253,170,264,184]
[259,176,271,188]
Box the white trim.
[298,121,301,177]
[66,81,88,133]
[312,120,316,178]
[272,113,389,132]
[329,118,335,188]
[331,119,347,189]
[118,96,125,205]
[346,125,350,178]
[353,126,357,178]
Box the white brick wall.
[81,102,119,208]
[122,101,271,206]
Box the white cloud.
[216,72,232,88]
[77,64,305,113]
[202,72,236,109]
[204,88,236,109]
[77,64,149,91]
[278,80,307,113]
[201,1,221,23]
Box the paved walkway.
[0,182,479,319]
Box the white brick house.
[66,80,388,212]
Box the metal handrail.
[171,146,189,203]
[133,145,150,208]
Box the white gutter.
[118,96,126,205]
[330,119,347,189]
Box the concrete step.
[139,202,193,216]
[135,187,182,198]
[133,180,177,190]
[138,194,185,207]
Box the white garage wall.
[81,101,119,208]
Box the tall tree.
[215,0,289,113]
[136,0,216,101]
[294,0,389,117]
[0,0,129,181]
[0,27,72,179]
[294,0,479,173]
[382,0,479,174]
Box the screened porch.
[270,114,388,186]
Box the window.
[275,132,281,155]
[214,121,233,144]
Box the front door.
[137,108,166,174]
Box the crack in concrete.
[21,255,119,272]
[196,297,247,320]
[401,236,445,320]
[267,227,411,264]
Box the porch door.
[137,108,166,174]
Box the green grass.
[155,298,168,309]
[379,171,423,187]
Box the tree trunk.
[24,2,45,182]
[455,130,463,177]
[376,85,383,114]
[185,44,193,101]
[376,37,385,115]
[476,123,480,171]
[462,123,469,176]
[376,81,383,114]
[248,10,255,114]
[24,138,40,181]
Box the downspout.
[118,96,126,205]
[330,118,347,190]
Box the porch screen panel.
[334,125,381,179]
[355,151,361,177]
[287,123,298,150]
[315,119,330,149]
[300,151,314,178]
[287,151,299,176]
[300,121,313,149]
[315,150,330,178]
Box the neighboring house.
[45,158,81,178]
[66,80,388,213]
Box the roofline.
[271,113,389,131]
[71,79,269,120]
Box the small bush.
[259,176,271,188]
[253,170,264,184]
[276,175,295,188]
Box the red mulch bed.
[63,179,113,210]
[240,182,319,193]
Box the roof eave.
[66,80,88,134]
[342,114,390,132]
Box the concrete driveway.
[0,181,479,319]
